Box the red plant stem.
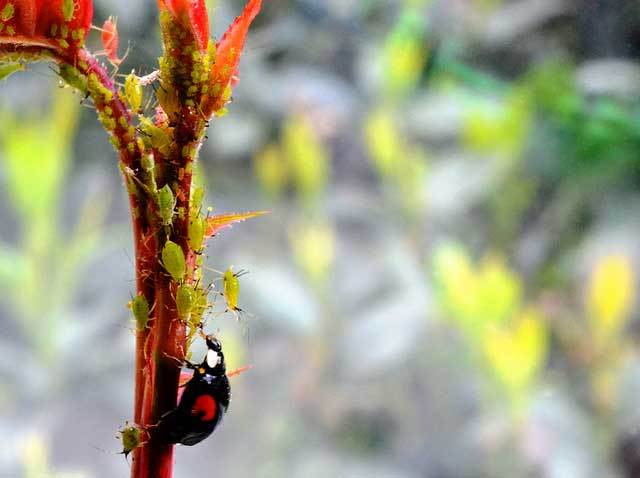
[146,280,185,477]
[70,46,203,478]
[66,49,173,478]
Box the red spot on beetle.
[192,394,217,421]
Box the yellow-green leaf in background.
[588,254,635,345]
[364,108,401,179]
[432,243,523,339]
[289,219,335,288]
[382,8,430,97]
[462,86,531,159]
[0,88,79,233]
[476,254,522,326]
[364,108,429,216]
[254,143,288,199]
[283,113,329,207]
[483,307,547,400]
[432,243,481,336]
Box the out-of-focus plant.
[282,113,329,211]
[381,6,431,98]
[588,255,635,349]
[0,89,111,365]
[255,111,335,288]
[462,87,532,161]
[432,242,547,413]
[0,0,263,476]
[22,432,87,478]
[585,254,636,412]
[364,107,428,218]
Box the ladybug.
[157,335,231,446]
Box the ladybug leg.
[163,352,198,370]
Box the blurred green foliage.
[432,243,547,412]
[0,88,110,364]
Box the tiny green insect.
[157,184,176,226]
[176,284,194,320]
[188,286,209,327]
[62,0,75,22]
[188,215,205,252]
[1,3,14,21]
[162,240,186,282]
[118,422,142,459]
[141,154,155,172]
[223,266,248,314]
[139,117,172,157]
[58,64,87,94]
[125,71,143,113]
[191,186,205,212]
[130,294,150,331]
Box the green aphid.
[62,0,75,21]
[58,64,88,95]
[0,62,24,82]
[157,184,176,226]
[118,423,142,459]
[189,286,209,326]
[191,186,205,212]
[130,294,150,331]
[188,215,205,252]
[1,3,14,21]
[139,117,172,157]
[125,72,143,113]
[223,266,248,314]
[140,154,158,195]
[176,284,194,320]
[162,240,185,282]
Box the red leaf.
[157,0,209,52]
[205,210,268,238]
[0,0,93,56]
[207,0,262,111]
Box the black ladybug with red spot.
[157,335,231,446]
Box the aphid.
[188,286,210,329]
[157,184,176,226]
[62,0,75,22]
[129,294,150,331]
[141,154,158,195]
[117,422,143,459]
[125,71,143,113]
[176,284,194,320]
[58,64,88,95]
[188,215,205,252]
[191,186,205,212]
[139,117,172,157]
[162,240,186,283]
[1,3,15,22]
[223,266,248,317]
[0,62,24,82]
[156,336,231,446]
[101,16,121,66]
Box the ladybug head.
[204,335,225,373]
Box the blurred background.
[1,0,640,476]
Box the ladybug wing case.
[157,372,231,446]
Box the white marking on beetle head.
[206,349,220,368]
